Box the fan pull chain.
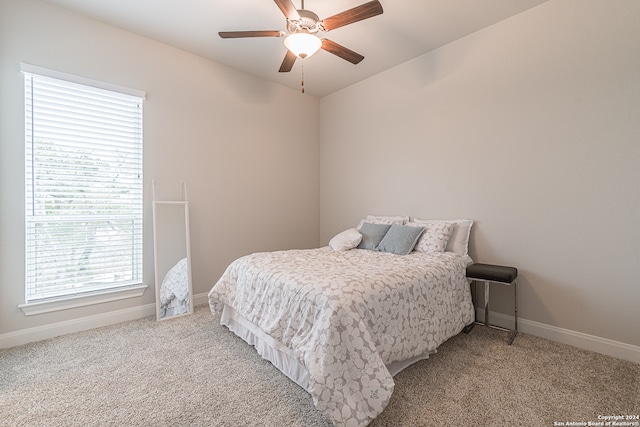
[301,63,305,94]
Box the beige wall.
[320,0,640,347]
[0,0,320,336]
[1,0,638,357]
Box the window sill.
[18,284,148,316]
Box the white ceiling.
[43,0,548,97]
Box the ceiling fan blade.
[321,39,364,64]
[321,0,383,31]
[219,31,283,39]
[279,50,297,72]
[274,0,300,21]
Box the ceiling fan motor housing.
[287,9,320,34]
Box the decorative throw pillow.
[376,224,425,255]
[411,219,473,256]
[409,221,455,253]
[329,228,362,251]
[356,222,392,250]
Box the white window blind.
[23,65,144,303]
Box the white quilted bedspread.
[208,247,474,427]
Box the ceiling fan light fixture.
[284,33,322,59]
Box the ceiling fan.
[219,0,384,73]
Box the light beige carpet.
[1,305,638,426]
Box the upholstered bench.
[466,263,518,345]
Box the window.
[21,64,146,313]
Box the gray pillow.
[357,222,392,250]
[376,224,425,255]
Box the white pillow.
[356,215,409,230]
[329,228,362,251]
[411,219,473,256]
[408,221,455,253]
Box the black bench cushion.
[466,263,518,283]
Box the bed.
[208,217,475,427]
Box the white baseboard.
[475,309,640,364]
[0,292,211,350]
[193,292,209,307]
[0,303,156,349]
[2,297,637,364]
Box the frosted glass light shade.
[284,33,322,59]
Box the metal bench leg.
[484,280,490,326]
[508,279,518,345]
[463,280,477,333]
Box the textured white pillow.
[329,228,362,251]
[356,215,409,230]
[407,221,455,253]
[411,219,473,256]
